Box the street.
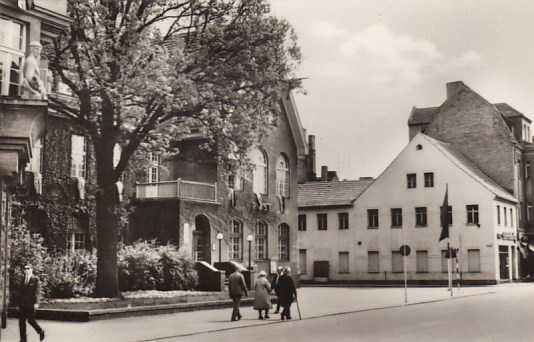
[1,284,532,341]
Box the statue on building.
[20,41,47,99]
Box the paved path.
[1,284,521,342]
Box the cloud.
[309,22,349,40]
[450,50,485,67]
[334,24,441,88]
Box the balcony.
[136,179,218,203]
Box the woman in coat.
[253,270,272,319]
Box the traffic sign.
[400,245,411,256]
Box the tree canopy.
[48,0,301,297]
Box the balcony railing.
[136,179,217,203]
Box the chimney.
[321,166,328,181]
[446,81,463,100]
[308,135,316,181]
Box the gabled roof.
[298,179,374,208]
[280,87,308,157]
[495,103,532,123]
[408,106,439,125]
[421,134,517,203]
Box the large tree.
[48,0,301,298]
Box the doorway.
[193,215,211,263]
[499,246,509,281]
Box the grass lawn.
[40,291,234,310]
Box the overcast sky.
[269,0,534,180]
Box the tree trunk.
[94,179,120,298]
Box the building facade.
[0,0,70,333]
[132,92,308,277]
[298,133,519,284]
[408,81,533,276]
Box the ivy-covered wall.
[11,113,97,252]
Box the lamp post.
[216,233,223,263]
[247,234,253,270]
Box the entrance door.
[499,246,509,281]
[194,215,212,264]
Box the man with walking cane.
[276,267,297,320]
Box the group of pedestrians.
[228,265,297,322]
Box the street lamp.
[216,233,224,263]
[247,234,254,270]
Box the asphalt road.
[1,284,530,341]
[176,285,532,342]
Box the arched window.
[276,154,290,198]
[255,221,268,260]
[278,223,290,260]
[229,219,243,260]
[249,148,267,194]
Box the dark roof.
[298,179,374,208]
[495,103,532,123]
[408,107,439,125]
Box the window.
[147,152,160,183]
[277,223,290,260]
[67,216,87,252]
[467,249,481,272]
[497,205,501,225]
[391,208,402,228]
[227,174,243,190]
[71,134,87,179]
[526,161,531,178]
[424,172,434,188]
[255,221,268,260]
[407,173,416,189]
[510,208,514,228]
[416,250,428,273]
[299,249,307,275]
[317,214,327,230]
[368,251,379,273]
[339,252,349,274]
[391,251,403,273]
[0,17,26,96]
[415,207,427,227]
[298,214,307,231]
[367,209,379,228]
[229,220,243,260]
[338,212,349,229]
[467,205,479,225]
[250,148,267,194]
[276,154,290,198]
[503,207,507,226]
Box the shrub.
[9,222,49,303]
[118,240,197,292]
[44,251,97,298]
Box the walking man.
[228,265,248,321]
[271,266,283,313]
[276,267,297,320]
[18,264,45,341]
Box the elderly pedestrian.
[271,266,283,314]
[228,265,248,321]
[253,270,272,319]
[276,267,297,320]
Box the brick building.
[131,91,308,278]
[408,81,533,276]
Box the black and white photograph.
[0,0,533,341]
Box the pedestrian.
[228,265,248,321]
[253,270,272,319]
[271,266,283,314]
[18,264,45,342]
[276,267,297,320]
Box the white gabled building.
[352,133,519,284]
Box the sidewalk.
[0,284,513,342]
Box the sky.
[269,0,534,180]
